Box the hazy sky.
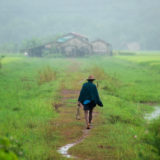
[0,0,160,49]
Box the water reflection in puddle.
[57,129,89,159]
[145,106,160,120]
[58,143,77,159]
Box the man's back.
[78,81,102,106]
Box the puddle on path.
[58,143,77,159]
[57,128,90,159]
[145,106,160,120]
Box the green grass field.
[0,54,160,160]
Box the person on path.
[78,75,103,129]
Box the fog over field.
[0,0,160,50]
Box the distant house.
[26,42,55,57]
[27,45,45,57]
[91,40,112,55]
[126,42,141,51]
[25,33,113,57]
[55,32,92,56]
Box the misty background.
[0,0,160,51]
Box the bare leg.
[84,110,89,128]
[89,109,93,124]
[76,105,80,120]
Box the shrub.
[0,136,23,160]
[141,118,160,159]
[146,118,160,153]
[90,66,106,81]
[37,66,57,85]
[90,65,121,92]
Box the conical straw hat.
[87,75,95,80]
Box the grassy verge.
[1,54,160,159]
[0,57,70,159]
[70,55,160,160]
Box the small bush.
[145,118,160,152]
[90,66,106,81]
[141,118,160,159]
[138,144,160,160]
[37,66,57,85]
[90,65,121,92]
[0,136,23,160]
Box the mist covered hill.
[0,0,160,50]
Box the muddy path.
[56,88,99,159]
[57,128,90,159]
[52,59,99,159]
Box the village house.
[126,42,141,51]
[26,41,55,57]
[25,33,113,57]
[55,32,92,56]
[26,45,45,57]
[91,39,112,55]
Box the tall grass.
[37,66,57,85]
[142,118,160,156]
[0,57,67,160]
[1,54,160,160]
[70,55,160,160]
[0,136,23,160]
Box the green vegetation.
[0,54,160,159]
[69,55,160,160]
[36,66,57,85]
[0,136,23,160]
[0,55,5,69]
[0,57,70,159]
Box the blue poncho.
[78,81,103,107]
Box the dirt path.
[57,88,99,159]
[57,126,89,159]
[51,59,99,159]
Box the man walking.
[78,75,103,129]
